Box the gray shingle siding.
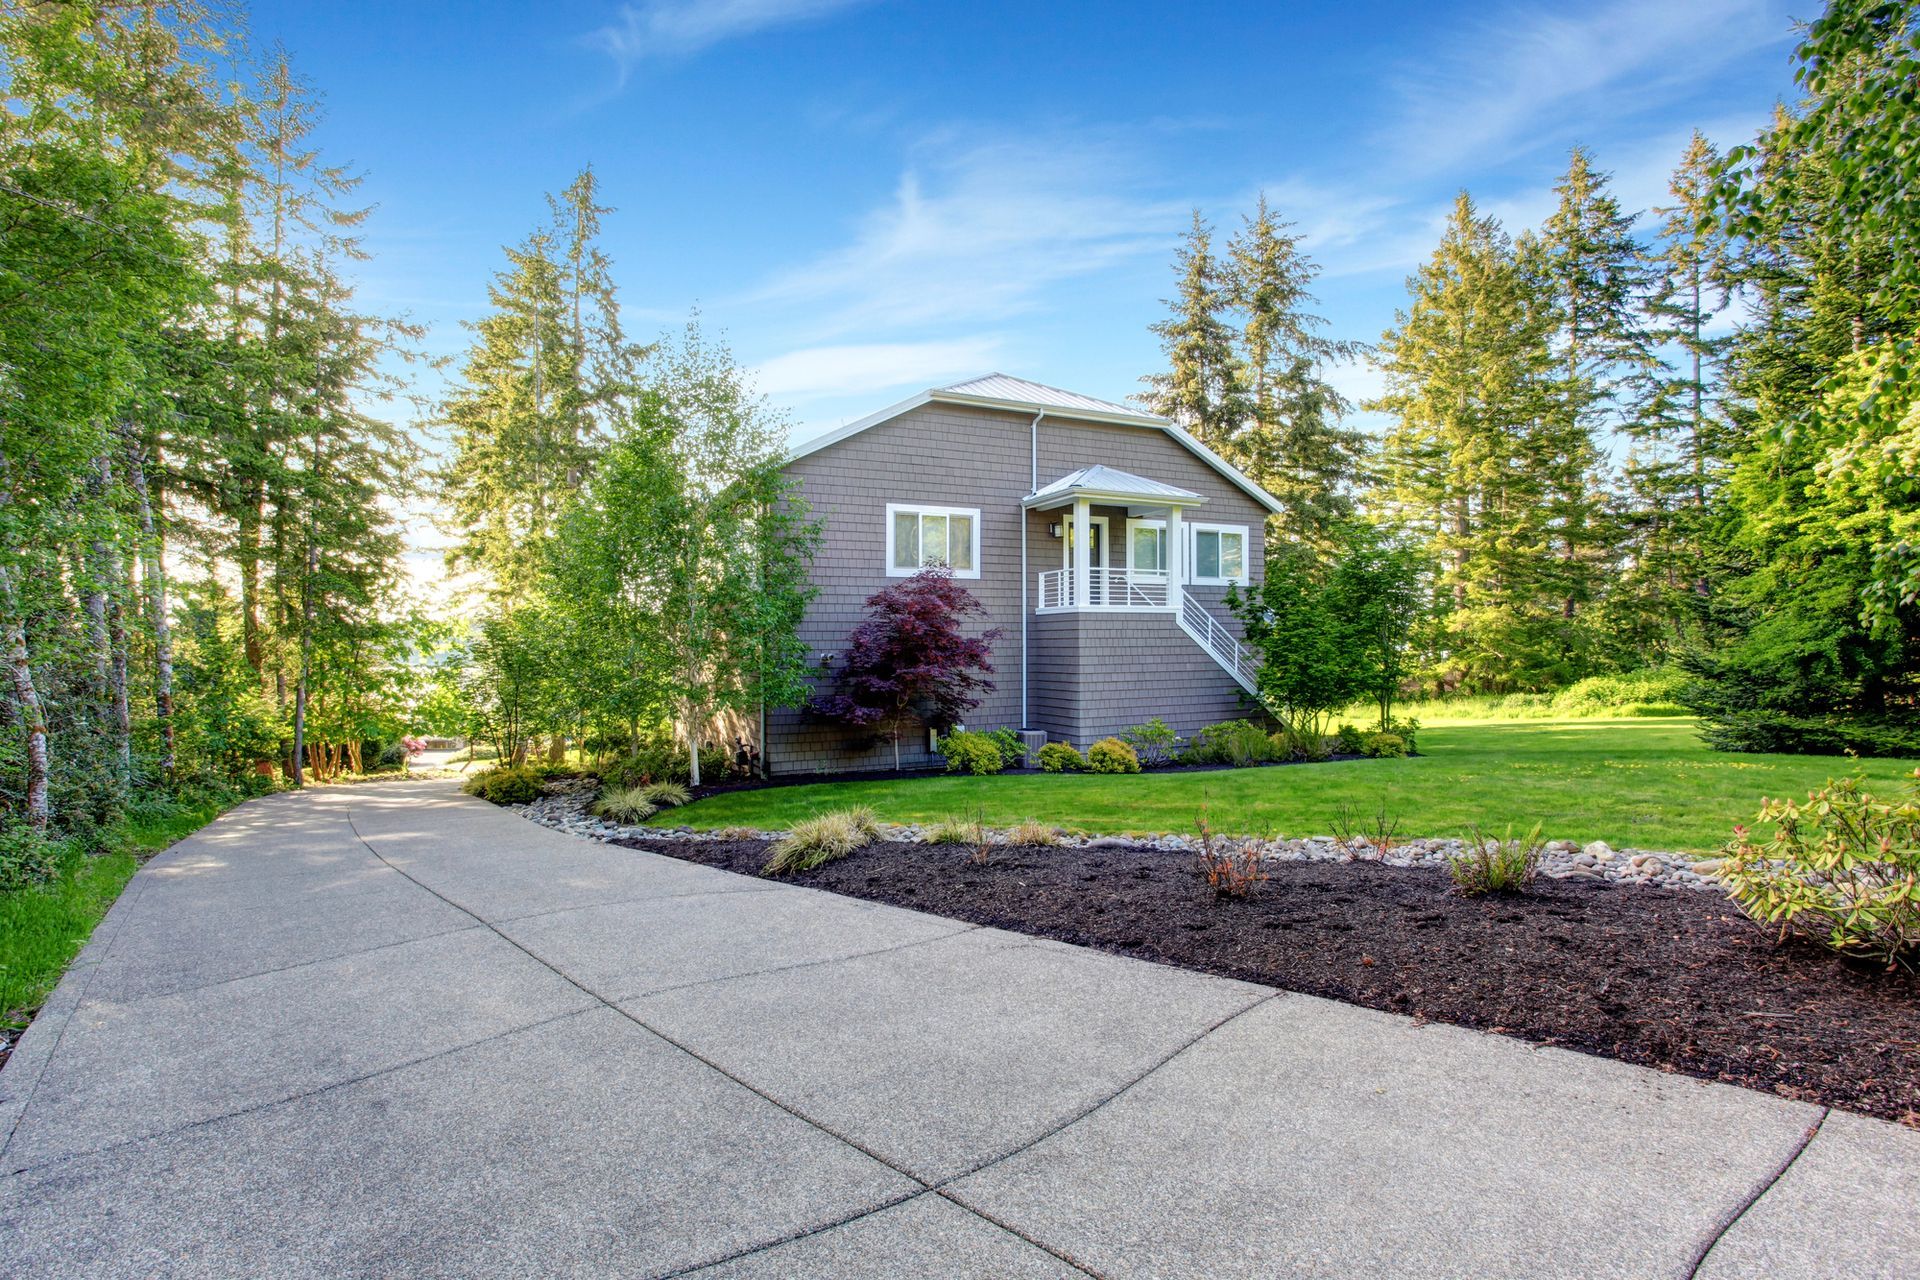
[764,401,1269,775]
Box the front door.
[1064,516,1109,604]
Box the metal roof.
[1025,465,1205,509]
[934,374,1163,424]
[786,371,1284,514]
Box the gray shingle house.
[765,374,1280,775]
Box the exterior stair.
[1175,590,1263,698]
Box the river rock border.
[514,781,1726,893]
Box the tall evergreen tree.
[1370,193,1568,690]
[1139,210,1245,455]
[1224,194,1371,555]
[1611,132,1737,657]
[440,170,642,607]
[1535,147,1652,626]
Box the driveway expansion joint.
[1683,1107,1830,1279]
[0,1005,600,1180]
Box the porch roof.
[1022,464,1207,512]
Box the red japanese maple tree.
[811,568,1002,769]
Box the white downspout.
[1022,410,1044,729]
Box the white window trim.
[1125,518,1168,577]
[1187,522,1251,586]
[885,502,982,578]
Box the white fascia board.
[785,390,934,463]
[1022,488,1209,511]
[932,390,1168,429]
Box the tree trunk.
[0,567,51,830]
[687,723,702,787]
[238,493,266,675]
[125,436,175,776]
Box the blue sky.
[247,0,1805,588]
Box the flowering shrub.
[1720,772,1920,966]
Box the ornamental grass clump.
[638,780,692,808]
[591,785,658,824]
[1447,822,1545,896]
[763,808,878,875]
[1007,819,1061,847]
[1719,771,1920,968]
[923,816,976,845]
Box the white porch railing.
[1036,567,1171,610]
[1177,590,1262,695]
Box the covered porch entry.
[1026,465,1203,612]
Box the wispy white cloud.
[753,337,1003,399]
[589,0,873,79]
[1382,0,1791,174]
[746,128,1187,337]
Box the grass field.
[0,797,228,1026]
[661,718,1920,853]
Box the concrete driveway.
[3,780,1915,1278]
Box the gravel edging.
[512,781,1727,894]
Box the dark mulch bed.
[618,834,1920,1126]
[677,751,1372,802]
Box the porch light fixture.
[1048,522,1062,538]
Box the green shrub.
[1120,717,1179,766]
[1361,732,1409,759]
[940,729,1008,776]
[1333,723,1366,754]
[1086,737,1141,774]
[985,727,1026,766]
[1184,720,1276,768]
[1696,711,1920,759]
[1037,741,1086,773]
[763,808,878,875]
[638,780,692,808]
[923,816,976,844]
[592,785,658,824]
[1383,716,1420,753]
[461,766,543,806]
[0,827,70,893]
[601,740,737,787]
[1719,771,1920,965]
[1447,823,1545,896]
[1550,668,1691,717]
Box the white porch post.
[1166,504,1184,610]
[1072,498,1090,609]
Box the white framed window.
[1126,519,1167,575]
[886,503,981,578]
[1188,522,1249,586]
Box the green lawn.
[663,718,1919,853]
[0,797,228,1027]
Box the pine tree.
[1536,147,1652,628]
[1370,193,1567,690]
[440,170,642,607]
[1224,194,1371,556]
[1139,210,1245,455]
[1613,132,1736,656]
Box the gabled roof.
[935,374,1159,423]
[1024,465,1204,510]
[787,371,1283,513]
